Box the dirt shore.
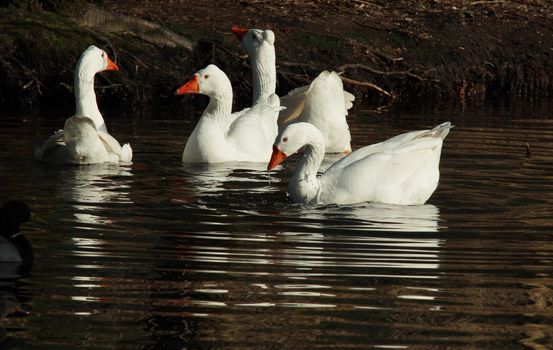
[1,0,552,117]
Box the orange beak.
[105,56,119,71]
[268,145,287,171]
[14,305,29,315]
[232,26,249,40]
[175,75,200,95]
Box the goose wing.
[97,130,123,155]
[278,85,309,126]
[327,122,452,173]
[35,129,64,160]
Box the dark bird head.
[0,201,32,238]
[0,201,46,272]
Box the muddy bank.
[1,0,552,117]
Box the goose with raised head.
[176,64,281,163]
[268,122,452,205]
[232,26,354,154]
[35,45,133,164]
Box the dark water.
[1,103,553,349]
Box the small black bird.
[0,201,45,269]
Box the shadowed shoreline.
[1,0,552,118]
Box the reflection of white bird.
[35,45,132,164]
[233,26,354,154]
[61,164,133,225]
[299,203,441,232]
[182,162,273,197]
[268,122,452,205]
[52,165,134,263]
[176,64,281,163]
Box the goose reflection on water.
[154,198,445,323]
[37,156,446,342]
[175,160,444,273]
[53,164,134,262]
[285,202,442,232]
[58,164,133,227]
[180,162,280,198]
[268,203,443,274]
[173,200,443,276]
[46,165,133,306]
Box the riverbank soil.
[1,0,552,117]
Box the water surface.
[1,103,553,349]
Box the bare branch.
[340,76,392,98]
[338,63,424,81]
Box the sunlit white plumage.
[268,122,452,205]
[176,64,281,163]
[35,45,132,164]
[233,26,354,153]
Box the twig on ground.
[123,49,148,68]
[96,83,123,91]
[373,50,404,63]
[470,1,506,6]
[9,57,45,95]
[338,63,424,81]
[215,44,246,62]
[279,61,318,72]
[340,76,392,98]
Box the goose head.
[232,26,276,103]
[76,45,118,77]
[268,122,324,170]
[232,26,275,56]
[175,64,232,98]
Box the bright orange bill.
[231,26,249,40]
[267,145,287,171]
[106,56,119,71]
[175,75,199,95]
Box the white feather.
[35,45,132,165]
[272,122,452,205]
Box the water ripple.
[1,108,553,348]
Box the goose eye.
[102,52,105,58]
[282,137,288,143]
[204,74,210,79]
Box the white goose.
[232,26,354,154]
[176,64,281,163]
[268,122,452,206]
[35,45,132,164]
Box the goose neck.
[251,46,276,103]
[291,135,325,201]
[74,66,106,132]
[204,88,233,119]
